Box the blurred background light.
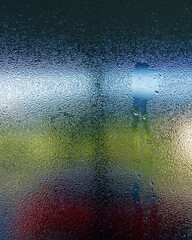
[131,63,159,100]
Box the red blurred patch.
[15,190,94,239]
[13,190,190,239]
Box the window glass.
[0,1,191,239]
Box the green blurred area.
[0,122,93,175]
[0,110,191,190]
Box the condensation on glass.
[0,56,191,239]
[0,4,192,240]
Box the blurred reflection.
[0,63,191,239]
[177,117,192,161]
[131,62,159,116]
[0,68,91,113]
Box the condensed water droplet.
[150,181,155,186]
[137,174,142,179]
[142,114,147,120]
[146,139,152,145]
[133,110,139,116]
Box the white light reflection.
[131,67,159,100]
[102,65,159,100]
[177,118,192,162]
[0,68,91,114]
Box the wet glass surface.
[0,1,192,239]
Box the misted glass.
[0,1,191,239]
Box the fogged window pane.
[0,1,192,239]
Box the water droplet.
[142,114,147,120]
[146,139,152,145]
[150,181,155,186]
[137,174,142,179]
[133,110,139,116]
